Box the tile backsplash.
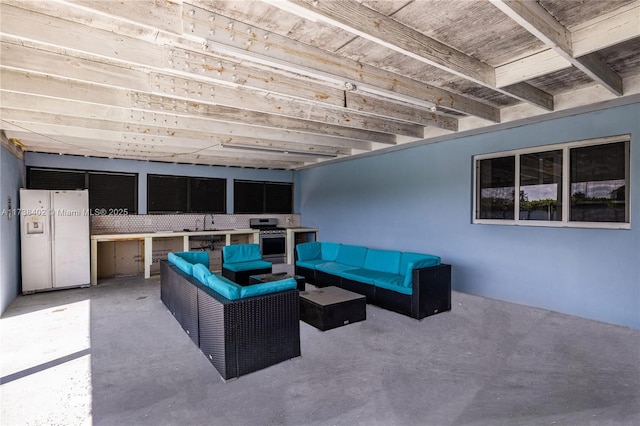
[91,214,300,234]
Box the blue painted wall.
[0,144,25,315]
[25,153,296,214]
[298,101,640,329]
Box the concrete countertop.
[91,229,257,239]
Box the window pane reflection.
[478,156,515,219]
[520,150,563,221]
[570,142,627,223]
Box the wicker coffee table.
[249,272,306,291]
[299,286,366,331]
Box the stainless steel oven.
[250,218,286,264]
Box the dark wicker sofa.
[295,242,451,320]
[160,258,300,381]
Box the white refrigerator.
[20,189,91,294]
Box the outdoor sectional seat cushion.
[223,259,272,272]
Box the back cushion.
[364,249,402,274]
[173,256,193,275]
[206,274,241,300]
[336,245,368,267]
[239,277,297,298]
[321,242,341,261]
[400,252,441,276]
[176,251,210,269]
[192,263,211,285]
[296,242,322,261]
[223,244,262,263]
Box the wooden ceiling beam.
[491,0,623,96]
[4,131,306,169]
[496,2,639,87]
[278,0,553,110]
[0,68,385,148]
[0,91,372,152]
[187,5,499,122]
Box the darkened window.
[473,136,630,228]
[477,156,515,220]
[234,180,293,214]
[28,168,85,190]
[27,167,137,214]
[147,174,226,214]
[190,177,226,213]
[570,142,627,223]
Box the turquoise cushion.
[296,259,327,270]
[223,259,272,272]
[296,242,321,261]
[315,262,358,274]
[168,252,179,265]
[374,275,412,295]
[192,263,211,285]
[400,252,441,276]
[239,277,297,298]
[321,242,341,261]
[173,256,193,275]
[336,245,368,267]
[401,256,441,288]
[175,251,210,269]
[363,249,402,274]
[223,244,262,263]
[337,268,381,285]
[206,274,241,300]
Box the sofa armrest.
[410,264,451,319]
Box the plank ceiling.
[1,0,639,169]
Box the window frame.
[26,167,138,214]
[147,174,226,214]
[473,135,631,229]
[233,179,293,214]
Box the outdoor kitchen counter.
[285,227,318,264]
[90,229,259,285]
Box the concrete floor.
[1,270,639,426]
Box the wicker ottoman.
[299,286,366,331]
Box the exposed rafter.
[0,0,637,169]
[491,0,624,96]
[276,0,554,110]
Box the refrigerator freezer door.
[51,190,90,288]
[20,189,53,293]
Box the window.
[473,136,630,228]
[234,180,293,214]
[27,167,137,214]
[147,174,226,214]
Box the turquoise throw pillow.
[206,274,241,300]
[192,263,211,285]
[173,256,193,275]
